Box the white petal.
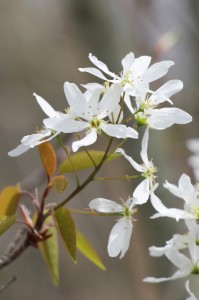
[140,128,149,167]
[88,53,116,78]
[79,67,108,80]
[102,124,138,139]
[33,93,59,117]
[163,180,182,198]
[178,174,196,204]
[21,130,51,147]
[89,198,123,213]
[186,138,199,153]
[108,217,133,258]
[165,247,192,270]
[143,269,189,283]
[149,245,171,257]
[142,60,174,83]
[124,94,135,114]
[185,280,197,300]
[98,84,122,119]
[151,80,183,99]
[116,148,143,172]
[133,179,150,204]
[121,52,135,73]
[8,143,30,157]
[148,115,173,130]
[44,118,87,133]
[132,56,151,78]
[72,129,97,152]
[150,192,193,221]
[64,82,90,119]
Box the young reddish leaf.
[59,151,121,174]
[38,142,57,178]
[50,176,68,193]
[38,218,59,286]
[53,207,76,262]
[0,185,20,216]
[77,231,106,271]
[0,215,16,235]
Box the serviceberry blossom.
[8,93,62,157]
[89,197,137,258]
[129,80,192,130]
[116,128,157,204]
[44,82,138,152]
[144,221,199,283]
[187,138,199,181]
[150,174,199,221]
[79,53,174,97]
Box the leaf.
[0,215,16,235]
[77,231,106,271]
[50,176,68,193]
[38,142,57,178]
[59,151,121,174]
[53,207,76,262]
[38,217,59,286]
[0,185,20,216]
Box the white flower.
[89,197,137,258]
[187,138,199,181]
[79,53,174,97]
[8,93,61,157]
[185,280,197,300]
[144,230,199,283]
[116,128,157,204]
[150,174,199,221]
[44,82,138,152]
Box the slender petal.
[108,217,133,258]
[89,198,123,213]
[116,148,143,172]
[133,179,149,204]
[102,124,138,139]
[33,93,59,117]
[72,129,97,152]
[140,128,149,167]
[44,118,87,133]
[8,143,30,157]
[78,67,108,80]
[142,61,174,83]
[121,52,135,73]
[88,53,116,78]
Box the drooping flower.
[116,128,157,204]
[44,82,138,152]
[89,197,137,258]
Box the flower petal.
[133,179,150,204]
[116,148,143,172]
[33,93,59,118]
[72,129,97,152]
[108,217,133,258]
[89,198,123,213]
[121,52,135,73]
[140,128,149,167]
[143,269,189,283]
[102,124,138,139]
[88,53,116,78]
[79,67,108,80]
[8,143,30,157]
[142,60,174,83]
[44,118,87,133]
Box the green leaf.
[50,176,68,193]
[0,215,16,235]
[0,185,20,216]
[59,151,121,174]
[77,231,106,271]
[38,218,59,286]
[53,207,76,262]
[38,142,57,178]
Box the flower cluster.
[8,52,196,297]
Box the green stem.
[93,175,141,181]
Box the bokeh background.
[0,0,199,299]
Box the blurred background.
[0,0,199,299]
